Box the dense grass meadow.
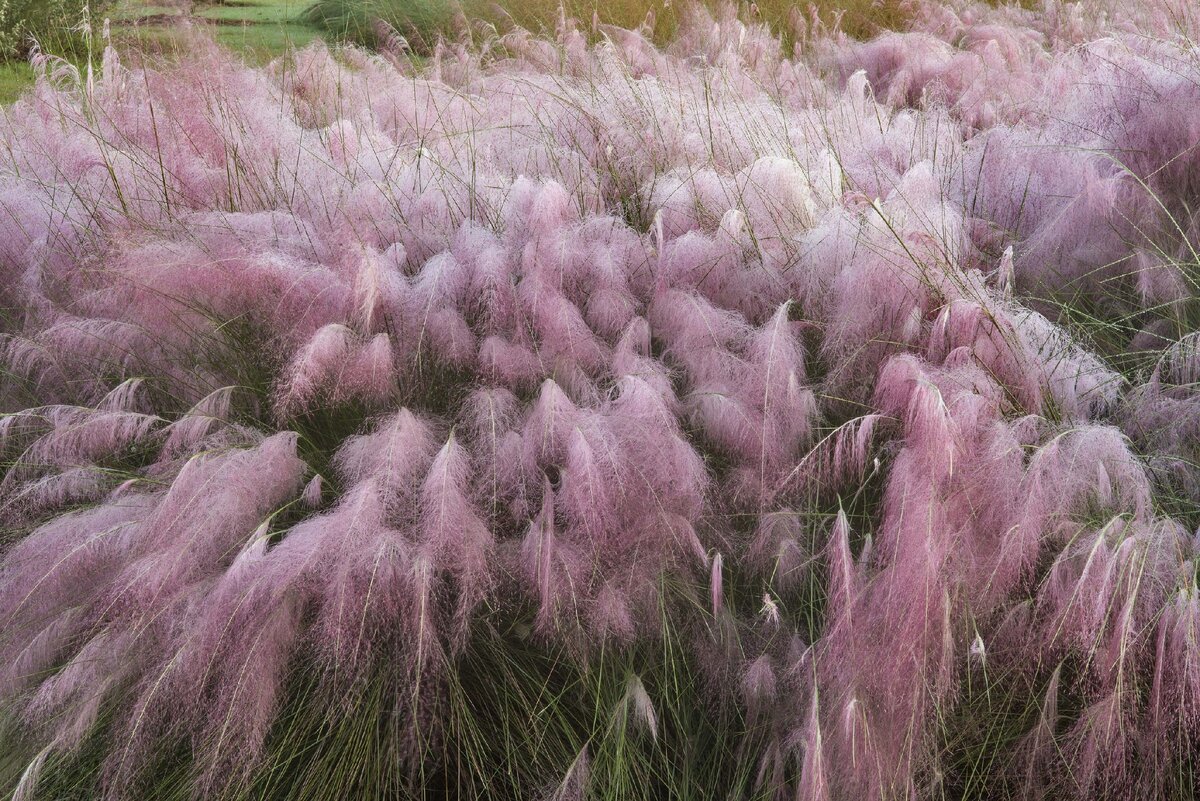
[2,0,1200,798]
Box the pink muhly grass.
[519,280,608,375]
[274,323,356,419]
[160,386,237,457]
[621,673,659,740]
[478,336,542,389]
[797,691,830,801]
[332,408,437,515]
[338,333,398,407]
[188,590,307,797]
[520,479,587,636]
[525,481,558,631]
[1,389,162,497]
[301,474,323,508]
[1016,665,1061,796]
[746,301,817,484]
[590,582,636,644]
[3,3,1200,799]
[825,511,857,636]
[735,156,821,254]
[417,433,494,647]
[546,745,590,801]
[559,421,621,541]
[1154,585,1200,732]
[710,552,724,617]
[741,655,778,711]
[874,354,958,481]
[1067,690,1131,796]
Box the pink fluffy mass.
[1,0,1200,799]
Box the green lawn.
[196,0,319,59]
[0,0,320,104]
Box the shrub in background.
[0,0,110,60]
[300,0,458,51]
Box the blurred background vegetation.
[0,0,910,103]
[0,0,109,60]
[299,0,909,52]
